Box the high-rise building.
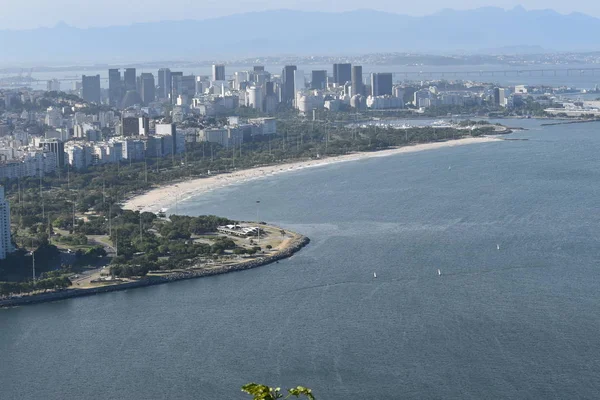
[0,186,12,260]
[494,87,506,107]
[81,75,101,104]
[294,70,305,97]
[140,73,155,105]
[158,68,172,100]
[170,72,183,102]
[38,138,65,167]
[351,66,364,96]
[333,63,352,85]
[247,86,264,112]
[253,66,265,72]
[124,68,137,92]
[108,69,122,107]
[46,79,60,92]
[172,75,196,104]
[311,70,327,90]
[212,64,226,81]
[370,73,393,97]
[282,65,297,105]
[120,116,139,136]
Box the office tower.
[0,186,12,260]
[170,72,183,102]
[139,116,150,135]
[120,116,140,136]
[108,69,122,106]
[158,68,172,100]
[281,65,297,105]
[494,87,506,106]
[265,81,275,96]
[124,68,137,92]
[81,75,101,103]
[311,70,327,90]
[351,66,364,96]
[212,64,225,81]
[247,87,264,112]
[293,70,305,96]
[253,66,265,72]
[39,138,65,167]
[333,63,352,85]
[140,73,155,105]
[370,73,393,97]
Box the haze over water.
[2,119,600,399]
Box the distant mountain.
[2,7,600,64]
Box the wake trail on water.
[287,264,550,293]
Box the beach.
[123,136,501,213]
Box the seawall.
[0,234,310,308]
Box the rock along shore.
[0,233,310,308]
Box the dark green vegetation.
[108,214,234,277]
[242,383,315,400]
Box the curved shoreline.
[0,232,310,308]
[124,136,502,213]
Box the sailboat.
[373,272,377,278]
[437,269,441,276]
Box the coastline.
[0,229,310,308]
[124,136,502,213]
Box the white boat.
[437,269,441,276]
[373,272,377,278]
[497,244,500,250]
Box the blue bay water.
[2,120,600,399]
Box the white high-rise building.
[0,186,12,260]
[294,70,305,98]
[247,87,263,112]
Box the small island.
[0,213,309,308]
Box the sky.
[1,0,600,29]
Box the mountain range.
[2,7,600,64]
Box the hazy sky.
[1,0,600,29]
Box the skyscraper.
[81,75,101,104]
[108,68,122,107]
[158,68,172,100]
[0,186,12,260]
[212,64,225,81]
[282,65,297,105]
[371,73,393,97]
[140,73,155,105]
[170,72,183,102]
[494,87,506,107]
[351,66,364,96]
[333,63,352,85]
[253,66,265,72]
[124,68,137,92]
[311,70,327,90]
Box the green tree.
[241,383,314,400]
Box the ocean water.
[2,120,600,399]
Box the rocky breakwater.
[0,232,310,308]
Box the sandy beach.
[123,137,501,213]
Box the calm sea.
[2,119,600,399]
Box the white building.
[45,107,62,128]
[0,186,12,260]
[247,87,264,112]
[248,118,277,135]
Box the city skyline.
[2,2,600,29]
